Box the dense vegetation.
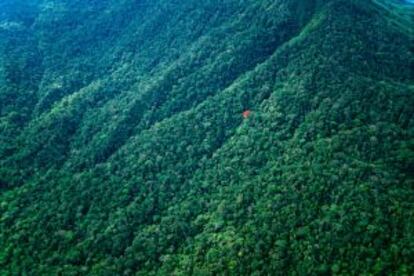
[0,0,413,274]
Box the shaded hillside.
[0,0,413,275]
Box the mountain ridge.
[0,0,413,274]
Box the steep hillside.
[0,0,413,274]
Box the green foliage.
[0,0,413,274]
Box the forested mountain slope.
[0,0,413,274]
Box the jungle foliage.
[0,0,413,274]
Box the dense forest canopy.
[0,0,413,274]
